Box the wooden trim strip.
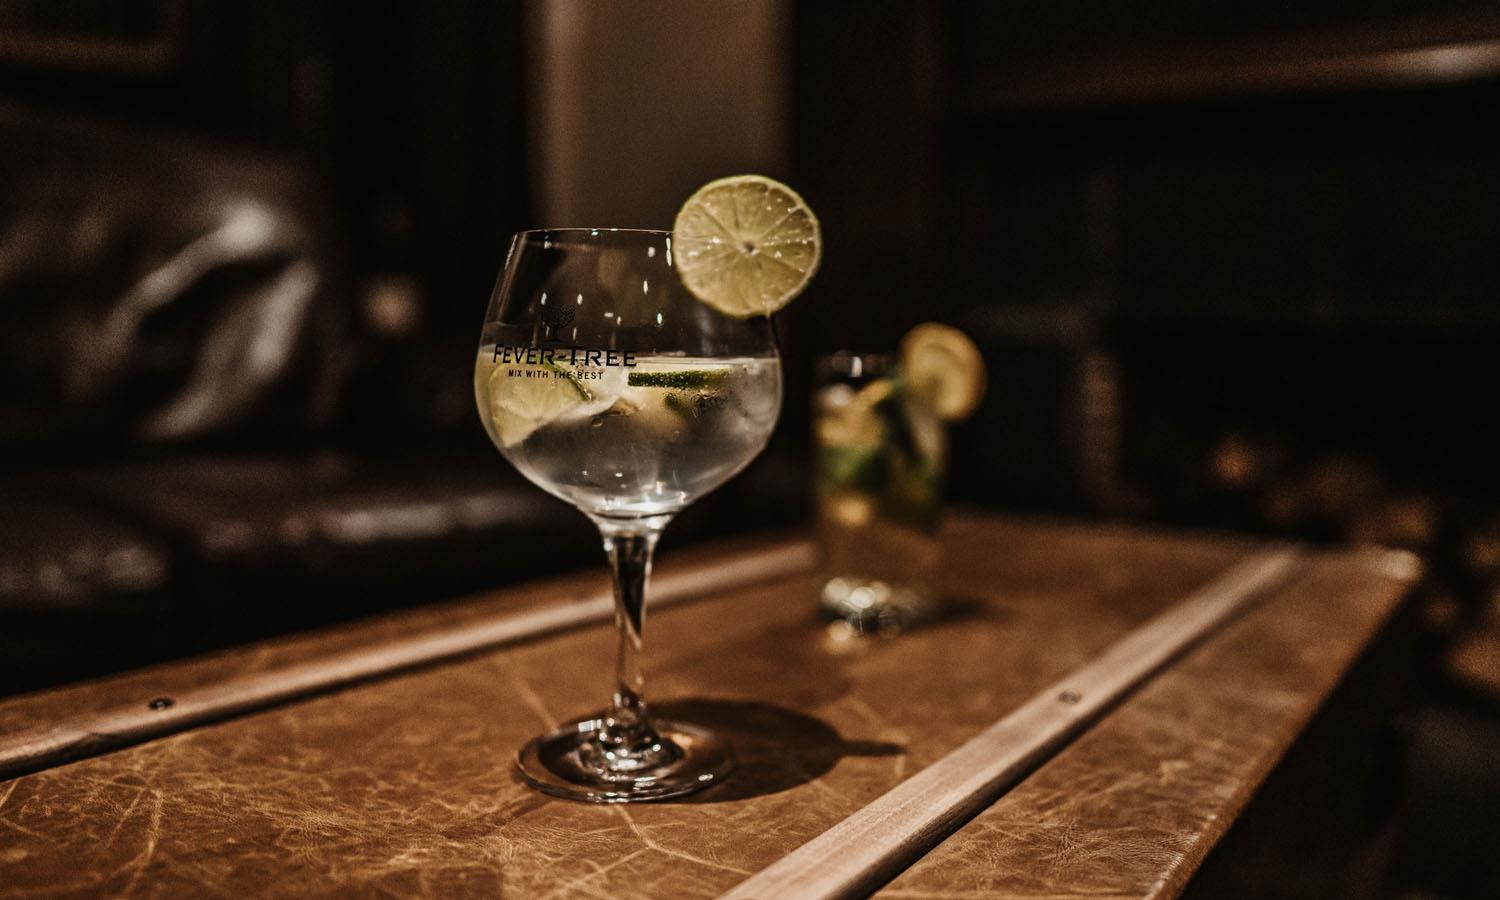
[720,546,1304,900]
[0,540,816,781]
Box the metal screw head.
[148,697,175,710]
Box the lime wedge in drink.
[672,174,822,318]
[482,358,623,447]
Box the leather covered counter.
[0,515,1415,897]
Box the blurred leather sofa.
[0,106,799,695]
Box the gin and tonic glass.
[475,228,781,801]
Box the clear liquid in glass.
[476,348,781,518]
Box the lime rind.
[627,369,730,391]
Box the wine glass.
[475,228,782,802]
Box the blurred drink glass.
[814,352,945,633]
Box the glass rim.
[817,350,896,379]
[515,227,672,239]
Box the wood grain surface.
[0,516,1415,899]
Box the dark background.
[3,2,1500,896]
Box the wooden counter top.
[0,515,1416,898]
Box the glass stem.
[591,516,674,771]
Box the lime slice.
[617,362,741,430]
[486,362,621,447]
[672,174,821,318]
[899,323,986,422]
[627,369,730,391]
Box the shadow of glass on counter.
[657,699,902,803]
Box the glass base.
[516,718,732,803]
[820,575,936,634]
